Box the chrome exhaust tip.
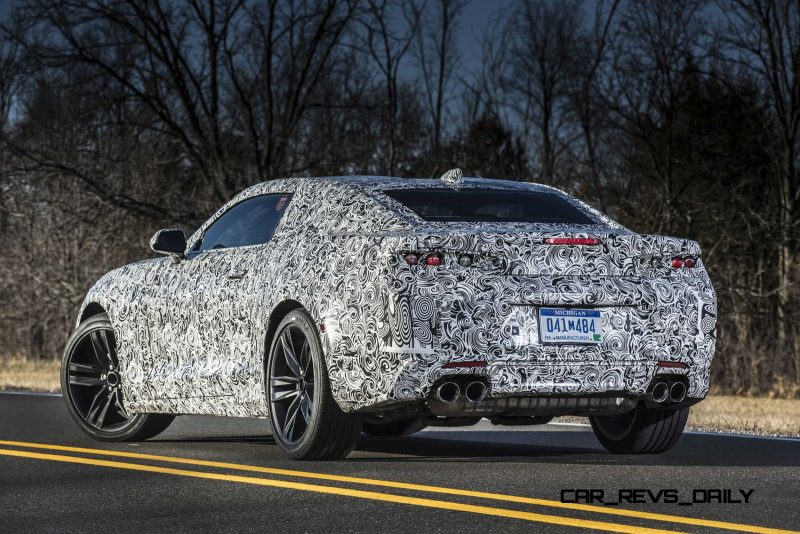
[669,382,687,403]
[436,382,460,403]
[650,381,669,404]
[464,381,487,403]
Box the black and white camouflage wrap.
[77,176,717,416]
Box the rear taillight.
[671,255,698,269]
[402,252,444,266]
[657,361,688,369]
[543,237,603,246]
[403,252,419,265]
[424,254,442,266]
[401,252,473,267]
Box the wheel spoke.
[280,330,302,376]
[86,386,108,424]
[90,330,112,367]
[300,339,311,377]
[283,394,302,440]
[271,388,299,403]
[94,392,114,428]
[271,375,299,388]
[69,375,105,387]
[69,362,103,375]
[113,389,128,419]
[101,329,119,367]
[300,395,311,424]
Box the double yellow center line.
[0,440,795,534]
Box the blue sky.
[459,0,515,58]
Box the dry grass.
[1,357,799,437]
[687,394,800,437]
[0,356,61,393]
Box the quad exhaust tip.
[436,382,460,403]
[435,380,488,403]
[670,381,687,403]
[650,381,669,404]
[464,381,488,403]
[648,379,687,405]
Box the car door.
[157,193,293,413]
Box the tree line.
[0,0,798,396]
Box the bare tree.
[567,0,622,212]
[353,0,422,175]
[227,0,360,179]
[715,0,800,355]
[3,0,358,213]
[605,0,706,231]
[0,31,21,234]
[0,34,20,132]
[413,0,465,170]
[504,0,582,182]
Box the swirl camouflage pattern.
[71,175,716,440]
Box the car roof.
[200,174,623,242]
[330,175,554,191]
[253,175,563,195]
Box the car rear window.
[383,188,598,224]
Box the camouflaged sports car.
[62,170,716,459]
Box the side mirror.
[150,229,187,259]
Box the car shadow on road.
[152,435,276,445]
[352,431,800,467]
[354,431,598,460]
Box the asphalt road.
[0,392,798,534]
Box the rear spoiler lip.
[327,230,702,259]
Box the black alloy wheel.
[269,323,316,445]
[61,314,174,441]
[267,309,363,460]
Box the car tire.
[362,417,427,437]
[589,406,689,454]
[266,308,363,460]
[61,314,175,442]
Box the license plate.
[539,308,603,344]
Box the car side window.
[194,194,292,252]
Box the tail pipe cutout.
[431,377,490,415]
[435,382,461,403]
[646,375,689,408]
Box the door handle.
[227,269,248,280]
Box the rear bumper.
[328,350,710,413]
[401,358,707,400]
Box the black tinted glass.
[383,189,597,224]
[196,194,292,251]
